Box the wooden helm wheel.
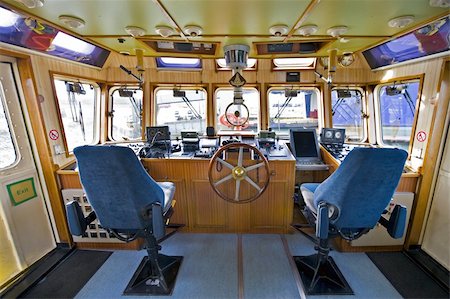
[208,142,270,203]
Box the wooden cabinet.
[142,158,296,233]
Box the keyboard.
[295,160,329,170]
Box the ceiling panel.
[1,0,448,58]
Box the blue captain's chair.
[64,145,183,295]
[294,147,408,295]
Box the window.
[154,88,207,138]
[331,88,366,142]
[216,88,260,132]
[268,88,320,136]
[376,80,420,151]
[155,57,202,69]
[109,87,143,141]
[0,83,17,169]
[53,78,99,153]
[272,58,316,70]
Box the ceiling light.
[388,16,415,28]
[58,15,85,29]
[125,26,146,37]
[297,25,318,36]
[15,0,44,8]
[269,25,289,37]
[327,26,348,37]
[155,25,175,38]
[183,25,203,37]
[119,51,130,56]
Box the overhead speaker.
[223,44,250,69]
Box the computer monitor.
[146,126,170,144]
[289,129,321,160]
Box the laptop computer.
[290,128,328,170]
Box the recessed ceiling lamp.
[388,15,415,28]
[58,15,85,29]
[155,25,175,38]
[327,26,348,37]
[125,26,146,37]
[269,25,289,37]
[14,0,44,8]
[297,24,318,36]
[184,25,203,37]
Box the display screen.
[146,126,171,143]
[290,130,319,158]
[363,16,450,69]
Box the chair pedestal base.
[123,254,183,296]
[294,254,353,295]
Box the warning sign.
[416,131,427,142]
[49,129,59,140]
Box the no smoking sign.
[49,129,59,141]
[416,131,426,142]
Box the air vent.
[255,40,329,55]
[143,40,218,55]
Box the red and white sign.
[416,131,427,142]
[49,129,59,141]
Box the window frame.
[51,74,101,156]
[107,85,146,143]
[330,86,368,143]
[266,86,322,138]
[0,80,20,170]
[153,86,208,138]
[374,77,423,155]
[214,86,261,132]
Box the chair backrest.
[73,145,165,230]
[314,147,407,229]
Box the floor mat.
[21,249,112,299]
[367,251,449,299]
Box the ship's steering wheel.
[208,142,270,203]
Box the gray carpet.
[75,232,402,299]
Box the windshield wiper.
[274,97,292,119]
[181,96,202,119]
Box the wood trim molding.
[11,54,72,244]
[405,60,450,247]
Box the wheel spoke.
[244,176,262,192]
[245,162,265,172]
[238,147,243,167]
[234,180,241,201]
[217,158,235,170]
[214,173,233,187]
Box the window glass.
[378,81,420,151]
[110,88,143,141]
[331,88,366,142]
[273,58,316,70]
[154,88,207,138]
[53,79,99,152]
[0,84,17,169]
[268,88,320,136]
[216,88,260,132]
[155,57,202,69]
[216,58,257,70]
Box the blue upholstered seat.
[67,145,182,295]
[73,145,174,233]
[295,147,408,295]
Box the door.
[421,61,450,270]
[0,57,56,288]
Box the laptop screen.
[290,129,321,159]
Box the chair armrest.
[378,204,407,239]
[316,202,329,239]
[65,200,97,236]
